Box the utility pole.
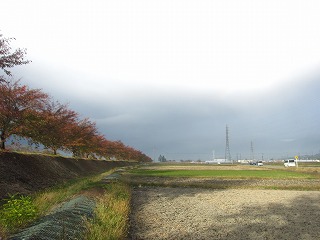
[250,141,254,161]
[225,125,232,163]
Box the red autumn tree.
[110,140,127,160]
[65,118,100,157]
[0,79,48,149]
[26,101,79,154]
[97,139,152,162]
[85,134,108,159]
[97,139,119,160]
[0,32,30,80]
[95,138,113,159]
[121,145,152,162]
[139,152,152,162]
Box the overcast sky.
[1,0,320,160]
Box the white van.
[284,159,296,167]
[257,161,263,166]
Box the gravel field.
[129,186,320,240]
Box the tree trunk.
[53,149,57,155]
[0,133,5,150]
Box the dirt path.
[129,187,320,240]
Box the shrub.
[0,194,36,231]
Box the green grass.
[85,182,131,240]
[129,169,316,179]
[0,169,133,239]
[0,195,36,232]
[0,170,113,237]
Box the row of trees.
[0,32,151,162]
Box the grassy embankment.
[0,170,131,240]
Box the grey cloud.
[12,65,320,160]
[94,77,319,160]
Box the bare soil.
[129,186,320,240]
[128,165,320,239]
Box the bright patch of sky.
[3,0,320,94]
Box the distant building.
[205,159,227,164]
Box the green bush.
[0,194,36,231]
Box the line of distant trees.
[0,31,151,162]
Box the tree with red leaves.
[26,101,78,154]
[0,80,48,149]
[65,118,100,158]
[0,32,30,80]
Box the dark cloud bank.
[18,66,320,161]
[87,77,320,161]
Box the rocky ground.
[129,186,320,240]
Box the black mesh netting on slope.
[9,196,95,240]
